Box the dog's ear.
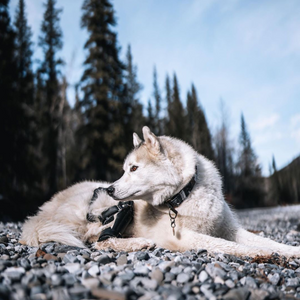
[142,126,160,153]
[133,133,142,148]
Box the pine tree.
[164,74,172,132]
[152,66,162,135]
[38,0,64,196]
[186,90,195,143]
[13,0,42,212]
[146,99,155,130]
[165,75,172,107]
[124,44,144,135]
[64,83,85,183]
[214,100,234,198]
[186,84,214,160]
[238,114,257,177]
[0,0,18,219]
[234,114,264,208]
[14,0,34,105]
[269,155,282,205]
[80,0,126,181]
[165,73,186,139]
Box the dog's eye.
[130,165,138,172]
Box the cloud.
[291,129,300,142]
[252,113,280,130]
[290,114,300,127]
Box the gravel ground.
[1,205,300,300]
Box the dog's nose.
[107,186,115,197]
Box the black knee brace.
[98,201,134,242]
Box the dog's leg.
[95,238,156,252]
[236,228,300,258]
[84,222,112,244]
[174,229,273,257]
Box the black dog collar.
[165,166,197,209]
[165,166,197,235]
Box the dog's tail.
[20,216,85,248]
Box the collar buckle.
[168,204,178,236]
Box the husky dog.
[94,126,300,258]
[21,126,300,258]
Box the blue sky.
[9,0,300,175]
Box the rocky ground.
[1,205,300,300]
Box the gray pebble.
[225,279,235,288]
[183,266,193,274]
[241,276,257,289]
[82,278,100,289]
[134,266,149,276]
[267,273,280,285]
[116,254,127,266]
[286,277,299,287]
[150,268,164,284]
[44,244,54,253]
[0,254,10,260]
[19,258,30,270]
[199,270,208,282]
[51,274,63,286]
[141,278,158,290]
[0,236,8,244]
[101,270,117,284]
[80,251,91,260]
[62,273,77,286]
[200,284,216,300]
[158,261,175,272]
[11,285,28,300]
[30,285,43,296]
[249,289,270,300]
[206,263,226,279]
[94,254,111,264]
[51,287,70,300]
[3,267,25,281]
[119,271,135,281]
[170,266,182,275]
[63,253,78,264]
[88,264,99,277]
[113,276,124,287]
[223,287,250,300]
[69,285,89,299]
[164,272,175,283]
[63,263,81,273]
[176,273,190,284]
[136,251,150,261]
[166,293,184,300]
[76,255,85,264]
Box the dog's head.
[107,126,183,206]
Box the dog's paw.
[95,237,156,252]
[132,238,156,251]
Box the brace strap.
[98,201,134,241]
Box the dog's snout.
[107,186,115,197]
